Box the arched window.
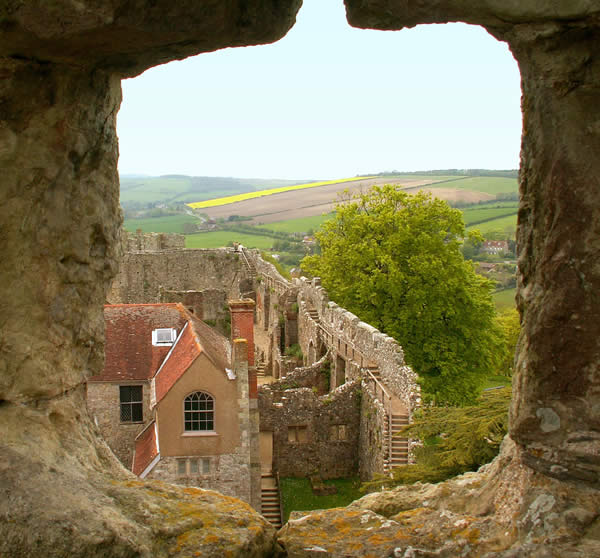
[184,391,214,432]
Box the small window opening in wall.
[152,328,177,346]
[120,385,143,422]
[329,424,347,441]
[288,425,308,443]
[177,457,211,475]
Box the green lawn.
[264,213,334,234]
[279,477,364,523]
[430,176,518,195]
[185,231,275,250]
[467,214,517,235]
[493,288,517,310]
[123,214,200,234]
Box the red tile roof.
[132,420,159,477]
[154,323,201,403]
[153,316,232,404]
[90,304,188,382]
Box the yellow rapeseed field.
[186,177,373,210]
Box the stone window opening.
[329,424,347,442]
[119,385,143,423]
[176,457,211,476]
[288,425,308,443]
[184,391,215,432]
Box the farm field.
[123,214,199,233]
[462,204,518,227]
[185,231,275,250]
[264,213,334,234]
[196,176,452,224]
[120,175,309,206]
[187,176,374,209]
[429,176,518,195]
[467,214,517,234]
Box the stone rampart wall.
[297,278,420,416]
[108,248,247,304]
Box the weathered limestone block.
[1,0,303,77]
[1,2,301,557]
[278,439,600,557]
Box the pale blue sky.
[117,0,522,180]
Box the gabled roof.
[132,420,159,477]
[153,314,232,405]
[90,303,188,382]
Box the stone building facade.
[86,300,261,509]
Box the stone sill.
[181,431,219,437]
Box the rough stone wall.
[125,231,185,252]
[258,382,361,479]
[265,358,330,395]
[358,382,387,481]
[107,249,247,304]
[148,453,252,503]
[87,381,152,468]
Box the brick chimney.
[229,299,257,398]
[229,299,255,365]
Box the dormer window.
[152,328,177,346]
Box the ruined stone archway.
[1,1,599,556]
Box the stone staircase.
[383,412,410,473]
[364,364,410,474]
[256,361,266,378]
[307,307,319,322]
[261,474,282,528]
[239,249,257,279]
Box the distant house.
[481,240,509,255]
[87,301,260,508]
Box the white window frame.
[152,328,177,346]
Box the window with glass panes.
[120,385,143,422]
[184,392,214,431]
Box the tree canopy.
[302,186,500,405]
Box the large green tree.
[302,186,499,404]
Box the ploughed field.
[196,176,481,224]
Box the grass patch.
[493,288,517,310]
[186,177,374,209]
[279,477,363,523]
[124,214,200,234]
[184,231,275,250]
[483,375,512,390]
[429,176,518,195]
